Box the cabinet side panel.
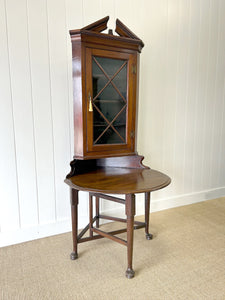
[72,41,84,157]
[134,53,140,152]
[127,53,138,153]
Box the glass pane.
[94,100,125,122]
[93,106,108,142]
[113,108,126,127]
[112,109,126,143]
[93,108,127,145]
[95,82,122,101]
[112,64,127,101]
[94,56,125,77]
[92,60,108,99]
[95,127,124,144]
[92,55,127,145]
[113,125,126,142]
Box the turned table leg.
[95,196,100,228]
[145,192,153,240]
[125,194,135,279]
[70,188,79,260]
[89,194,93,237]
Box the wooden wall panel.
[161,0,180,197]
[4,0,38,228]
[26,0,56,224]
[82,0,102,25]
[137,0,168,172]
[46,0,71,221]
[172,0,191,196]
[64,0,89,217]
[182,0,201,195]
[185,1,202,193]
[209,0,225,189]
[217,0,225,188]
[100,0,115,31]
[201,0,220,191]
[192,0,211,193]
[0,0,20,232]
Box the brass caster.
[146,233,153,240]
[70,252,78,260]
[125,268,135,279]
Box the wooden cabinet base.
[66,162,171,278]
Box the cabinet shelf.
[94,99,125,103]
[93,74,124,81]
[93,74,106,78]
[93,123,126,127]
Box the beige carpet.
[0,197,225,300]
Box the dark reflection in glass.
[92,56,127,145]
[94,100,125,122]
[94,57,125,77]
[96,128,124,144]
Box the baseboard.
[105,186,225,218]
[150,186,225,212]
[0,214,92,248]
[1,187,224,247]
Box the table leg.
[145,192,153,240]
[89,194,93,237]
[70,188,78,260]
[95,196,100,228]
[125,194,135,279]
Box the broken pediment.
[70,16,144,50]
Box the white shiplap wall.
[0,0,224,247]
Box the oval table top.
[65,167,171,194]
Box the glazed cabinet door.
[86,48,137,157]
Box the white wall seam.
[25,0,40,225]
[45,0,57,222]
[3,0,21,229]
[209,0,222,188]
[182,0,191,193]
[191,0,201,193]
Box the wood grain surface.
[65,167,171,194]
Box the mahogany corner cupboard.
[65,16,171,279]
[69,16,144,160]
